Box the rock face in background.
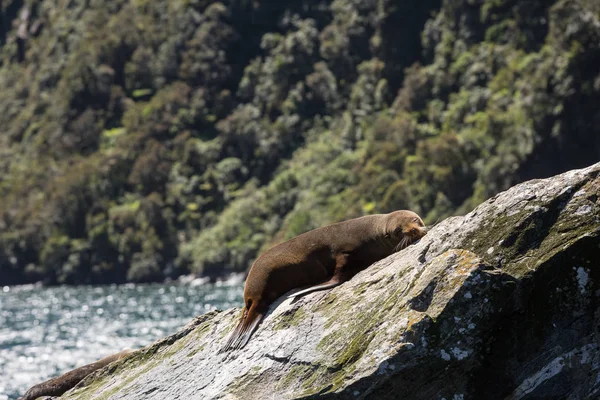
[60,163,600,400]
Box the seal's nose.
[411,226,427,240]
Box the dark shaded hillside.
[0,0,599,285]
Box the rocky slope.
[54,162,600,399]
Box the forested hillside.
[0,0,598,285]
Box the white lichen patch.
[574,205,593,216]
[580,347,592,365]
[507,208,521,216]
[487,247,494,255]
[377,361,389,375]
[559,186,573,196]
[451,347,470,360]
[397,317,409,330]
[508,344,598,400]
[440,350,451,361]
[576,267,590,293]
[453,394,465,400]
[464,292,472,299]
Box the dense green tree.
[0,0,598,285]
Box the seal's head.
[385,210,427,251]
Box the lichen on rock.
[61,163,600,400]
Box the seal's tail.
[220,302,264,352]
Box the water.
[0,282,244,400]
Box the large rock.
[62,163,600,400]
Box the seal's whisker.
[396,236,408,252]
[395,236,407,252]
[426,218,441,232]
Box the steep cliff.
[50,162,600,399]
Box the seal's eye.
[410,228,418,234]
[412,217,424,226]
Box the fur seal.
[20,349,133,400]
[222,210,426,351]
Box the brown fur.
[222,210,426,351]
[20,349,133,400]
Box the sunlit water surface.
[0,282,243,400]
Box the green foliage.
[1,0,599,284]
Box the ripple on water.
[0,283,243,400]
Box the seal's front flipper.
[289,253,350,302]
[288,277,341,302]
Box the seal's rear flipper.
[220,303,264,352]
[236,311,263,349]
[220,308,247,353]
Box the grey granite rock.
[61,162,600,400]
